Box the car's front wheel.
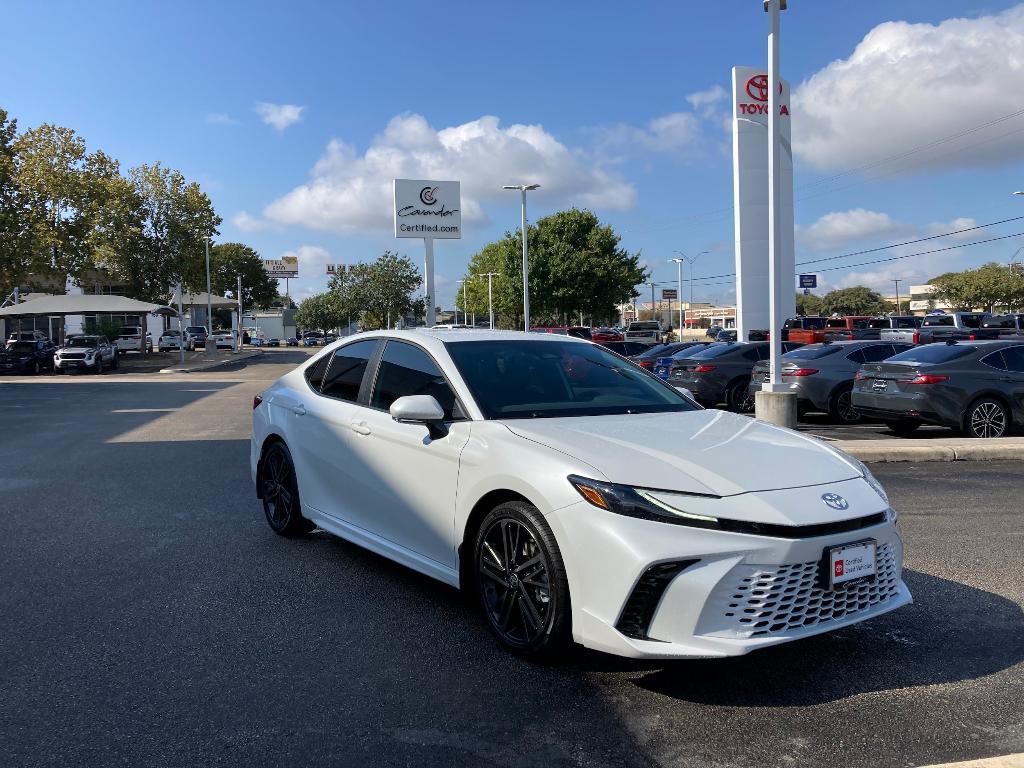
[727,379,754,413]
[964,398,1009,439]
[828,385,861,424]
[472,501,571,657]
[260,442,313,536]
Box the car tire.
[828,385,861,424]
[260,442,314,536]
[963,397,1010,439]
[885,419,921,436]
[31,361,41,376]
[111,354,119,370]
[472,501,572,658]
[727,380,754,413]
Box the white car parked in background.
[251,330,910,658]
[116,326,152,354]
[158,329,183,351]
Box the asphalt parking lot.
[1,352,1021,768]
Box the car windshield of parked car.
[687,343,745,359]
[782,345,844,360]
[886,344,976,365]
[65,337,98,348]
[446,340,697,419]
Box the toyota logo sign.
[821,493,850,511]
[745,74,782,102]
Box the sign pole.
[424,238,436,327]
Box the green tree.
[0,108,30,296]
[209,243,278,309]
[820,286,890,316]
[13,123,115,283]
[931,262,1024,312]
[294,292,346,333]
[795,291,823,316]
[459,209,645,327]
[331,251,423,328]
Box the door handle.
[291,403,306,416]
[349,421,372,435]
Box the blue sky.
[5,0,1024,307]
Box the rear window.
[782,345,844,360]
[886,344,976,365]
[922,315,953,327]
[120,327,142,335]
[688,343,746,359]
[960,314,987,329]
[628,322,660,331]
[982,316,1014,329]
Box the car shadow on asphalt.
[575,569,1024,706]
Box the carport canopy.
[0,294,180,318]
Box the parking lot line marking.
[918,754,1024,768]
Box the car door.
[340,340,471,568]
[996,345,1024,424]
[283,339,381,522]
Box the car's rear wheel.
[111,354,119,370]
[31,361,40,376]
[828,385,860,424]
[964,398,1009,439]
[885,419,921,436]
[727,380,754,413]
[261,442,313,536]
[473,501,571,658]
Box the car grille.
[61,353,87,360]
[699,542,900,639]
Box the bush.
[83,317,124,342]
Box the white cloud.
[926,217,981,240]
[255,102,306,132]
[793,6,1024,172]
[797,208,910,252]
[231,211,273,232]
[686,84,728,117]
[206,112,238,126]
[263,113,636,234]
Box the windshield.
[628,322,660,331]
[782,345,844,361]
[446,340,698,419]
[6,342,35,353]
[886,344,976,365]
[187,327,206,334]
[66,337,98,348]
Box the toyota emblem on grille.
[819,493,851,512]
[821,493,849,510]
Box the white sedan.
[251,330,910,658]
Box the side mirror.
[390,395,447,438]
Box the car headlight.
[843,455,897,521]
[569,475,722,530]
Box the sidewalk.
[159,349,262,373]
[834,436,1024,463]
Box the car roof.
[337,329,590,356]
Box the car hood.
[502,409,862,497]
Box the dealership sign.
[263,255,298,278]
[735,69,790,121]
[798,274,817,288]
[393,179,461,239]
[661,288,678,300]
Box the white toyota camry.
[251,330,911,658]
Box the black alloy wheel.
[728,380,755,413]
[473,502,571,657]
[965,398,1009,439]
[260,442,313,536]
[829,386,861,424]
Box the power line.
[796,215,1024,266]
[814,230,1024,274]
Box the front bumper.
[545,479,910,658]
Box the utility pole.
[893,279,902,316]
[175,282,185,366]
[503,184,540,330]
[481,272,500,329]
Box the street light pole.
[503,184,540,331]
[482,272,500,329]
[671,250,707,338]
[670,259,684,339]
[893,279,902,316]
[204,235,214,355]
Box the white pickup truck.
[624,321,665,346]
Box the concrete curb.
[159,350,263,373]
[835,437,1024,463]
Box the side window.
[981,352,1007,371]
[1001,346,1024,373]
[304,353,332,391]
[370,341,459,419]
[861,344,896,363]
[845,348,866,364]
[320,340,378,402]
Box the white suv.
[116,326,153,354]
